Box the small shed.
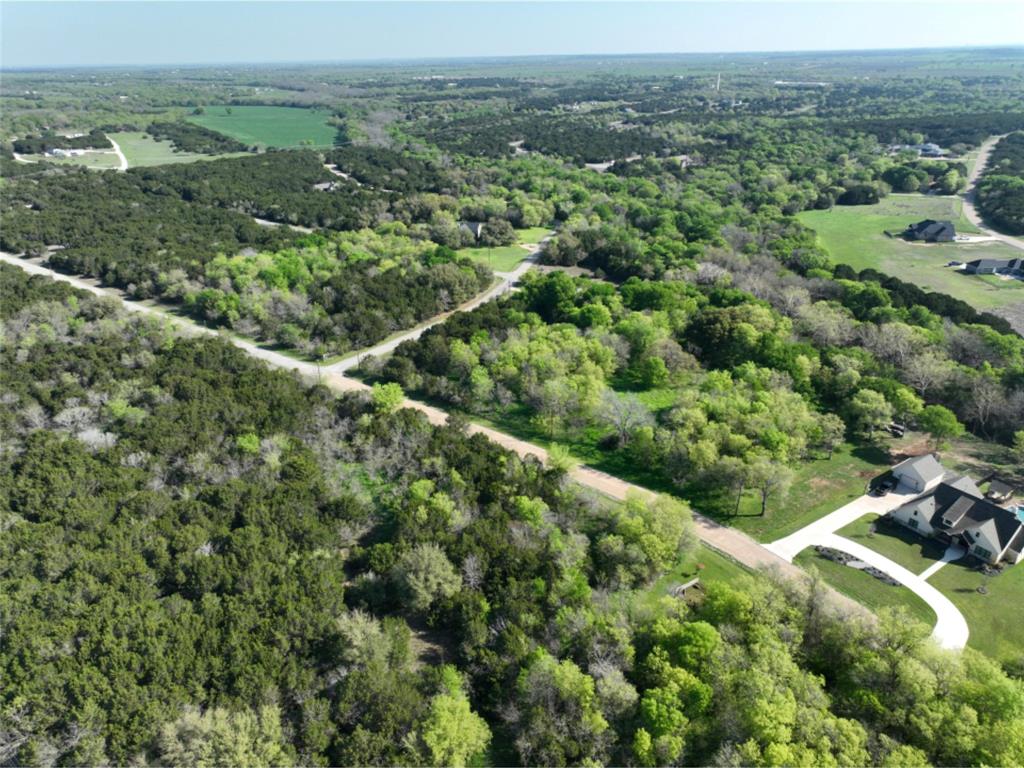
[986,480,1015,505]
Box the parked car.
[874,476,898,496]
[888,423,906,437]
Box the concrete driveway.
[766,484,969,650]
[766,485,918,561]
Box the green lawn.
[798,196,1024,311]
[516,226,552,245]
[20,151,120,170]
[111,131,249,167]
[456,245,530,272]
[625,544,753,615]
[687,442,892,542]
[929,559,1024,663]
[795,549,937,628]
[837,515,947,575]
[187,106,342,149]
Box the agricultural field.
[799,195,1024,311]
[110,131,249,167]
[186,105,342,148]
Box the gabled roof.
[906,219,955,239]
[988,479,1014,496]
[896,481,1024,556]
[893,454,946,487]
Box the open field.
[187,106,341,148]
[794,549,937,628]
[516,226,552,245]
[18,151,121,169]
[799,196,1024,311]
[837,514,947,575]
[631,544,753,614]
[455,244,530,272]
[110,131,250,167]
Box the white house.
[892,453,946,493]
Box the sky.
[2,1,1022,69]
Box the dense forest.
[3,266,1023,767]
[3,49,1024,768]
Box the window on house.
[908,518,919,529]
[974,546,992,560]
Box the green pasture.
[187,106,342,149]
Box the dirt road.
[107,135,128,171]
[961,135,1024,252]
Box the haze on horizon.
[2,1,1023,70]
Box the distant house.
[459,221,485,240]
[904,219,956,243]
[964,258,1024,276]
[892,453,947,493]
[888,457,1024,566]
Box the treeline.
[4,265,1023,768]
[12,128,111,154]
[418,113,671,163]
[146,120,251,154]
[976,131,1024,235]
[846,112,1024,149]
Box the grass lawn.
[837,514,947,575]
[795,549,937,628]
[187,106,341,149]
[111,131,249,167]
[631,544,753,613]
[20,151,120,170]
[688,442,892,542]
[798,197,1024,311]
[516,226,552,245]
[456,245,530,272]
[929,559,1024,663]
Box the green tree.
[419,667,491,767]
[371,382,405,414]
[918,404,965,450]
[159,705,291,768]
[393,543,462,613]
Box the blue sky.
[2,1,1022,69]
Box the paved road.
[818,533,969,650]
[0,249,836,602]
[961,134,1024,252]
[767,485,970,650]
[329,242,544,373]
[107,135,128,171]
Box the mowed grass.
[516,226,552,245]
[112,131,249,167]
[631,544,753,614]
[794,549,937,628]
[187,106,341,149]
[929,558,1024,663]
[798,196,1024,311]
[837,514,947,575]
[455,245,530,272]
[688,442,891,542]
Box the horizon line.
[3,43,1023,73]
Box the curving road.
[107,135,128,171]
[767,486,969,650]
[329,241,544,372]
[961,135,1024,252]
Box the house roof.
[896,481,1024,556]
[907,219,955,239]
[988,479,1014,496]
[893,454,946,487]
[967,258,1023,272]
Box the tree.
[392,543,462,613]
[514,652,609,766]
[917,404,965,450]
[597,390,654,447]
[419,667,491,767]
[812,413,846,459]
[1012,430,1024,463]
[847,388,894,442]
[159,705,291,768]
[371,382,405,414]
[746,457,795,517]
